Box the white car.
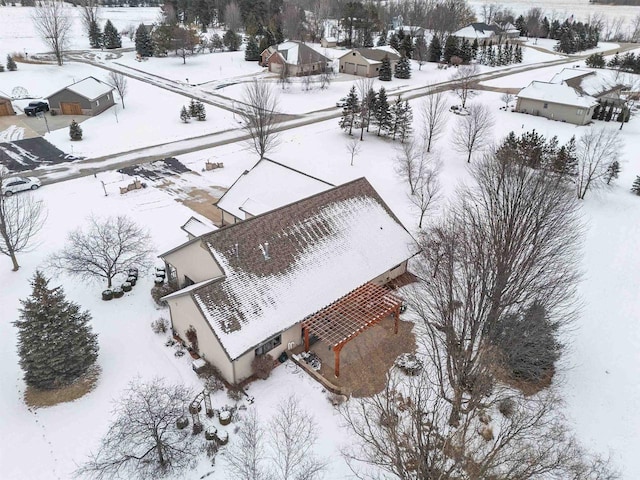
[2,176,41,196]
[336,97,348,108]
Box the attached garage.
[46,76,115,117]
[0,94,16,116]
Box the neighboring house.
[338,47,400,77]
[0,92,15,116]
[46,76,115,116]
[495,22,520,39]
[215,157,333,226]
[452,22,501,42]
[260,41,331,76]
[160,177,420,384]
[181,216,216,240]
[394,25,426,37]
[550,68,630,108]
[321,36,337,48]
[516,80,598,125]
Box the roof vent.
[259,242,270,260]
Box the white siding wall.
[516,98,595,126]
[164,241,223,286]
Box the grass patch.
[24,365,101,408]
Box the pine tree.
[414,34,427,69]
[14,271,99,390]
[389,33,399,51]
[339,85,359,135]
[393,98,413,142]
[471,38,479,60]
[379,55,392,81]
[6,54,17,71]
[592,104,601,120]
[223,30,241,51]
[245,36,260,61]
[443,35,458,63]
[363,30,374,47]
[373,87,392,136]
[69,120,83,140]
[90,19,103,49]
[135,23,153,57]
[400,35,413,58]
[599,101,608,120]
[364,87,377,132]
[605,161,621,185]
[103,20,122,49]
[196,101,206,121]
[180,105,190,123]
[605,103,614,121]
[394,55,411,79]
[427,35,442,63]
[188,99,198,117]
[377,29,387,46]
[631,176,640,195]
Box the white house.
[160,178,420,384]
[516,81,598,125]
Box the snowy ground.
[1,5,639,480]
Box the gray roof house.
[338,47,401,77]
[160,177,420,384]
[46,76,115,116]
[516,81,598,125]
[260,41,331,76]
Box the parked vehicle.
[1,176,41,196]
[336,97,348,108]
[24,101,49,116]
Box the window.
[255,335,281,355]
[577,108,584,115]
[543,103,548,109]
[96,100,100,106]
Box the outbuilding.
[0,92,16,116]
[46,76,115,116]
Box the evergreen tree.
[134,23,153,57]
[515,15,527,36]
[471,38,479,60]
[599,101,608,120]
[196,101,206,121]
[0,65,5,73]
[6,54,17,71]
[180,105,190,123]
[394,55,411,79]
[400,34,413,59]
[391,97,413,142]
[586,52,605,68]
[379,55,392,81]
[549,136,577,178]
[89,19,103,49]
[364,87,377,132]
[496,43,504,66]
[389,33,399,51]
[14,271,99,390]
[339,85,359,136]
[592,104,601,120]
[631,176,640,195]
[459,38,472,63]
[363,30,374,47]
[427,35,442,63]
[605,103,614,121]
[377,29,387,46]
[605,161,621,185]
[69,120,82,140]
[414,34,427,69]
[223,30,241,51]
[373,87,392,136]
[244,36,261,61]
[103,20,122,49]
[188,99,198,117]
[443,35,458,63]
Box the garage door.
[0,102,11,116]
[356,64,368,76]
[61,102,82,115]
[343,62,355,75]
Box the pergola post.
[394,305,400,334]
[304,326,310,351]
[334,343,345,378]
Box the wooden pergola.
[301,282,403,377]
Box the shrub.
[150,283,178,306]
[151,317,168,334]
[185,325,199,352]
[227,387,244,402]
[498,398,516,418]
[251,354,274,380]
[204,375,224,393]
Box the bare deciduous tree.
[0,173,47,271]
[78,0,100,33]
[107,71,128,109]
[224,397,327,480]
[346,136,361,166]
[452,103,494,163]
[450,64,478,109]
[48,215,153,288]
[239,80,281,160]
[500,91,514,109]
[420,88,448,152]
[395,136,424,195]
[32,1,72,66]
[77,378,197,480]
[575,128,621,199]
[409,153,441,228]
[223,1,242,33]
[356,77,375,140]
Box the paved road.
[21,42,640,185]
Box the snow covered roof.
[181,216,216,238]
[551,68,630,98]
[517,81,598,108]
[453,23,499,39]
[339,47,400,63]
[550,68,595,85]
[267,41,331,66]
[216,158,333,220]
[48,76,114,101]
[192,177,420,360]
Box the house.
[181,216,216,240]
[260,41,331,76]
[0,92,15,116]
[320,36,337,48]
[160,177,420,384]
[452,22,501,41]
[494,22,520,39]
[46,76,115,116]
[550,68,630,108]
[338,47,401,77]
[393,25,426,37]
[214,157,333,226]
[516,81,598,125]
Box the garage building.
[46,76,115,116]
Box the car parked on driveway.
[336,97,348,108]
[24,101,49,116]
[1,176,41,196]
